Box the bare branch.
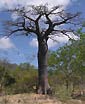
[24,14,35,22]
[36,14,42,22]
[7,29,24,37]
[47,6,62,15]
[48,36,59,43]
[2,5,81,39]
[53,13,80,27]
[44,14,53,37]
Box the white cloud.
[29,35,69,49]
[30,38,38,47]
[0,0,71,10]
[0,37,15,50]
[25,0,71,8]
[0,0,71,20]
[48,35,69,48]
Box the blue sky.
[0,0,85,67]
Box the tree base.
[37,86,52,95]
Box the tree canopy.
[48,30,85,92]
[3,5,80,38]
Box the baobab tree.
[2,5,80,94]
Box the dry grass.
[0,93,61,104]
[0,93,84,104]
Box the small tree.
[0,66,15,93]
[48,30,85,92]
[2,5,80,94]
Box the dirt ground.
[0,93,85,104]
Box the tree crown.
[3,5,81,41]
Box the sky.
[0,0,85,67]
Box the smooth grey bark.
[37,38,50,94]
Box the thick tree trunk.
[37,38,51,94]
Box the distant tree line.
[0,61,37,95]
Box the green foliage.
[48,30,85,99]
[11,66,37,94]
[0,66,15,87]
[0,61,37,95]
